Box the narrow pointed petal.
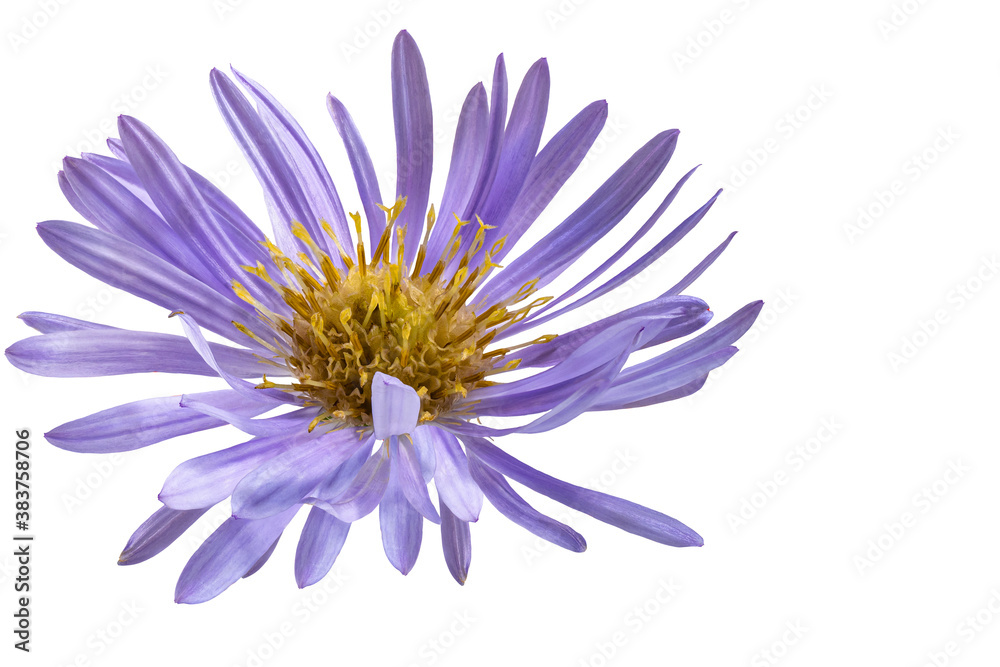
[440,502,471,585]
[159,432,301,510]
[178,396,318,438]
[233,68,352,249]
[295,507,350,588]
[175,507,298,604]
[491,100,608,264]
[231,429,366,519]
[467,438,703,547]
[414,426,482,522]
[482,130,679,302]
[327,95,384,246]
[6,328,264,378]
[391,30,434,265]
[461,54,507,220]
[35,220,267,347]
[594,346,738,409]
[371,372,420,439]
[467,452,586,552]
[395,437,440,523]
[17,311,114,334]
[46,389,271,454]
[118,115,256,291]
[426,83,488,263]
[379,461,423,574]
[118,506,208,565]
[661,232,738,297]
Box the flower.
[6,30,761,604]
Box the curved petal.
[243,537,280,578]
[391,30,434,266]
[159,432,301,510]
[466,438,703,547]
[311,446,390,522]
[179,396,317,437]
[175,507,299,604]
[371,372,420,439]
[231,429,367,519]
[118,505,208,566]
[467,451,586,552]
[461,54,507,222]
[35,220,268,347]
[17,311,115,334]
[327,95,385,247]
[295,506,350,588]
[414,426,482,522]
[46,389,272,454]
[395,436,440,523]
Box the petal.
[35,220,267,347]
[311,446,389,522]
[159,432,301,510]
[466,438,703,547]
[440,502,472,585]
[460,54,507,222]
[425,83,488,263]
[327,95,385,247]
[6,328,265,378]
[466,451,586,552]
[295,506,350,588]
[46,389,272,454]
[175,507,299,604]
[118,505,208,565]
[395,436,440,523]
[231,429,367,519]
[660,232,738,297]
[490,100,608,265]
[233,68,352,250]
[379,459,423,574]
[178,396,317,438]
[481,130,679,303]
[371,372,420,439]
[312,436,375,500]
[118,115,258,291]
[391,30,434,266]
[413,426,482,522]
[17,311,115,334]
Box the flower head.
[6,31,760,603]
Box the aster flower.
[6,31,760,604]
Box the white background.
[2,0,999,665]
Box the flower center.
[232,199,552,431]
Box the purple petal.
[371,372,420,439]
[470,58,549,239]
[593,374,709,411]
[118,505,208,565]
[175,507,299,604]
[379,460,423,574]
[413,426,482,522]
[311,446,390,522]
[593,347,738,410]
[6,328,265,378]
[491,100,608,265]
[481,130,679,303]
[17,311,115,334]
[327,95,385,247]
[395,436,440,523]
[440,502,471,585]
[231,429,367,519]
[233,68,352,251]
[466,451,586,552]
[35,220,268,348]
[312,436,375,500]
[118,115,257,291]
[295,506,350,588]
[425,83,488,264]
[159,432,301,510]
[466,438,703,548]
[460,54,507,222]
[661,232,738,297]
[391,30,434,266]
[179,396,317,437]
[46,389,272,454]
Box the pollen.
[233,198,552,430]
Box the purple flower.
[6,31,760,604]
